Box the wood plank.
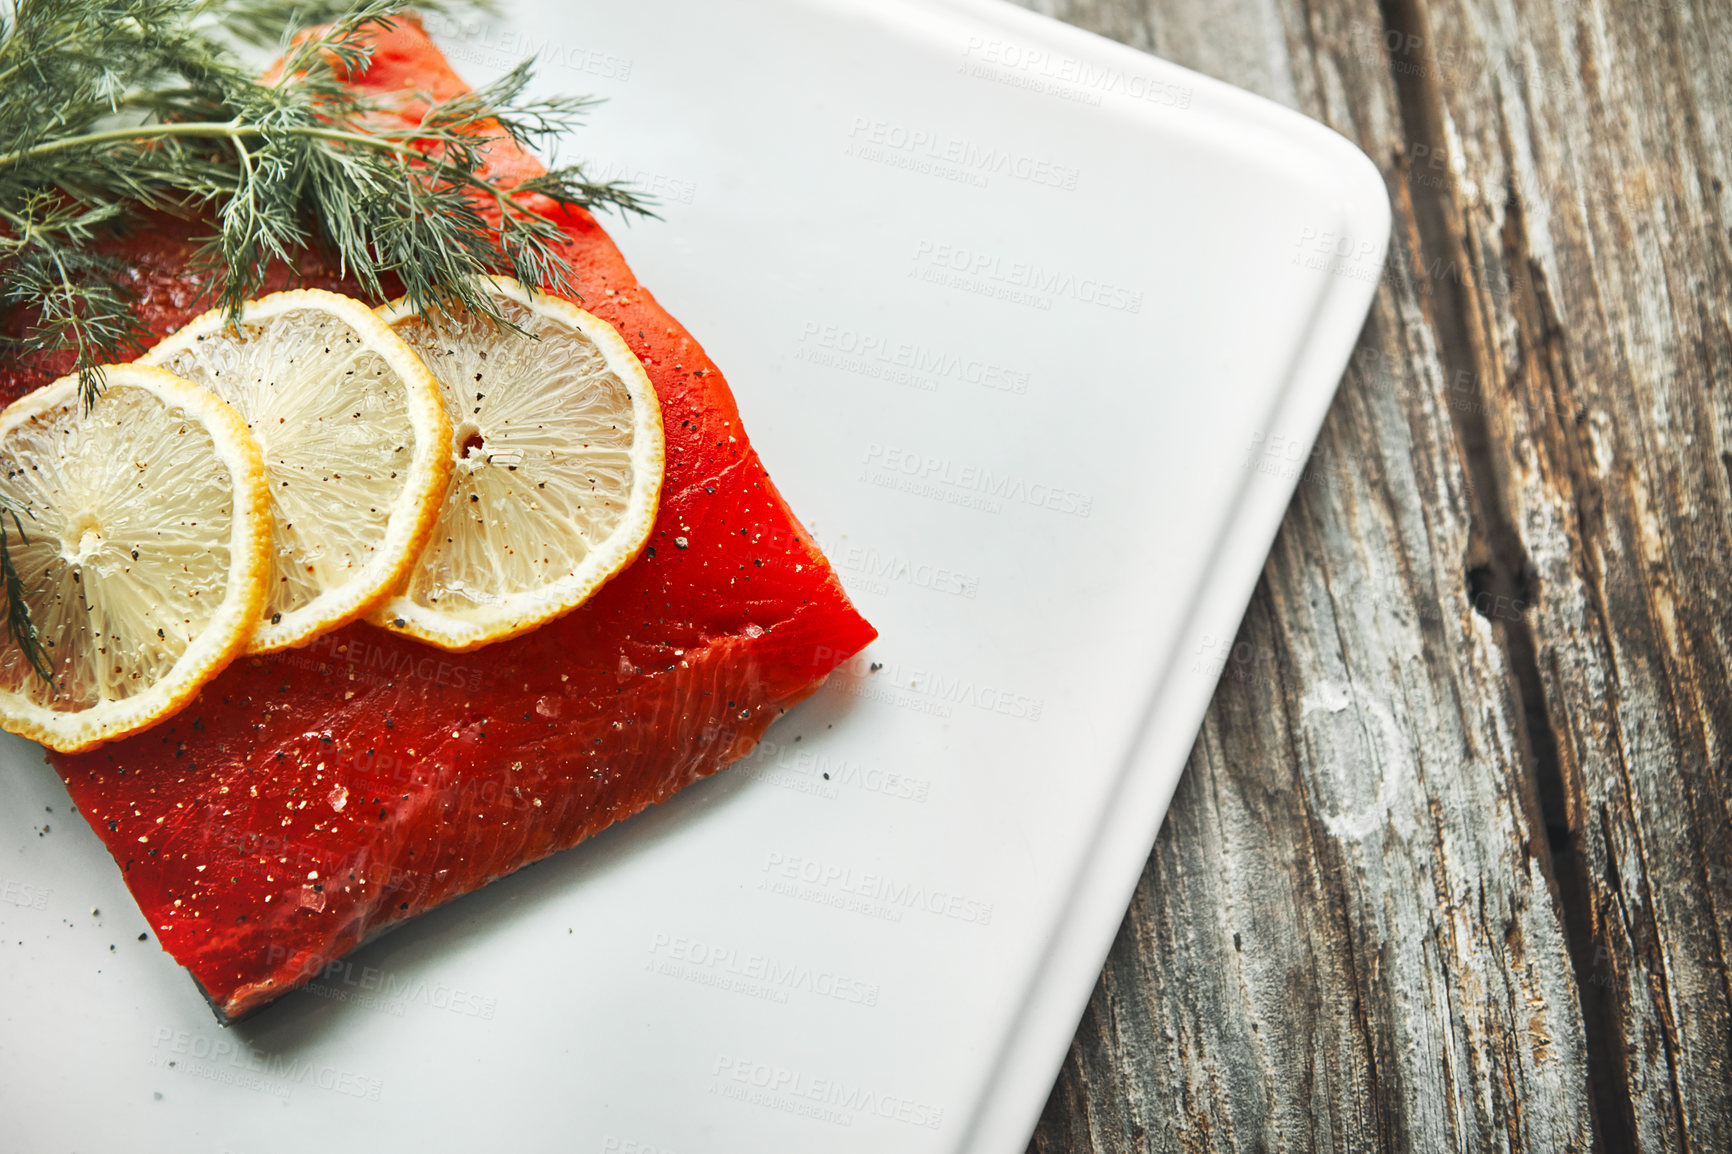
[1004,0,1620,1148]
[1377,0,1732,1147]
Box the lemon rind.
[141,289,452,654]
[0,365,271,753]
[368,276,666,653]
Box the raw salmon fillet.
[0,19,876,1020]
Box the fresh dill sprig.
[0,0,653,411]
[0,492,49,683]
[0,0,652,683]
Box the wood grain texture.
[1007,0,1732,1150]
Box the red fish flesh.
[1,18,876,1021]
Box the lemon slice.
[142,289,450,653]
[369,276,664,652]
[0,365,270,753]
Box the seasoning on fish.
[0,16,876,1021]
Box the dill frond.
[0,494,49,683]
[0,0,652,404]
[0,0,652,679]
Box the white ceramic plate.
[0,1,1387,1150]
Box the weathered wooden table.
[1003,0,1731,1150]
